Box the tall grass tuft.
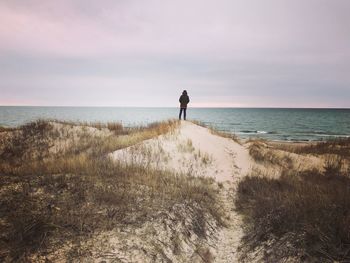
[235,163,350,262]
[248,140,293,168]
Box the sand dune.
[110,121,254,262]
[111,120,253,182]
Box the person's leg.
[184,108,187,120]
[179,108,183,120]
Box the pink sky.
[0,0,349,107]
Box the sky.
[0,0,349,108]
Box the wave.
[313,134,350,138]
[239,130,277,135]
[295,130,350,136]
[239,130,256,134]
[293,132,350,137]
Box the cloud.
[0,0,349,107]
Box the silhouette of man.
[179,90,190,120]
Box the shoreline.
[1,107,349,141]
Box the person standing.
[179,90,190,120]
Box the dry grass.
[235,156,350,262]
[0,120,57,163]
[271,138,350,158]
[248,140,293,169]
[0,119,179,163]
[177,139,195,153]
[195,245,214,263]
[0,119,223,261]
[294,138,350,158]
[55,120,125,134]
[0,126,16,133]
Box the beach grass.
[294,138,350,158]
[235,153,350,262]
[270,137,350,158]
[248,140,293,169]
[0,119,223,261]
[0,126,16,132]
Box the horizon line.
[0,105,349,110]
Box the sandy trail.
[110,121,254,262]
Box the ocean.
[0,106,349,141]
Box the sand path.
[110,121,253,262]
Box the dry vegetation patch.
[248,140,293,169]
[271,138,350,159]
[0,126,16,133]
[0,119,223,262]
[297,138,350,157]
[236,155,350,262]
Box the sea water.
[0,106,349,141]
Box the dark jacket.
[179,94,190,108]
